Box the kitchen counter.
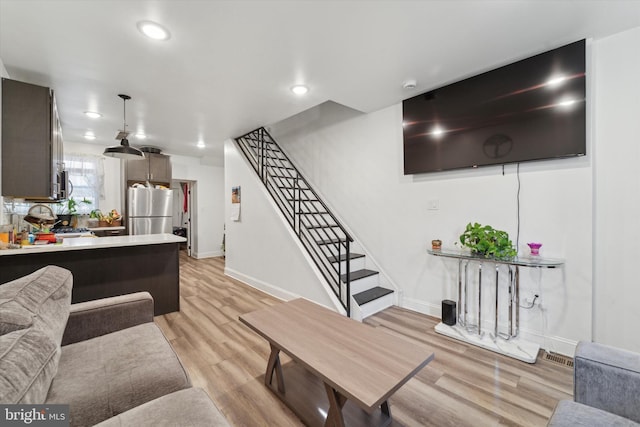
[0,233,185,256]
[87,226,126,232]
[0,233,186,315]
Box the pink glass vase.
[527,242,542,256]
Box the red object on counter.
[35,232,57,243]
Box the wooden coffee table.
[239,298,435,427]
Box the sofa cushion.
[45,323,191,426]
[0,328,61,404]
[548,400,639,426]
[574,341,640,423]
[0,265,72,342]
[94,388,231,427]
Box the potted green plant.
[55,197,92,227]
[458,222,517,260]
[87,209,102,228]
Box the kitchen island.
[0,234,185,315]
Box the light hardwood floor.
[156,254,572,427]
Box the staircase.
[235,127,394,319]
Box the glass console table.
[427,248,564,363]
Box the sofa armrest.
[574,341,640,423]
[62,292,154,346]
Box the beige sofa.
[0,265,230,426]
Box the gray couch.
[548,341,640,426]
[0,265,230,426]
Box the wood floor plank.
[156,253,573,426]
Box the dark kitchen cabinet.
[126,153,171,185]
[1,78,66,200]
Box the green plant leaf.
[458,222,516,260]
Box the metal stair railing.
[235,127,353,315]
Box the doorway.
[171,179,195,257]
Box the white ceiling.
[1,1,639,164]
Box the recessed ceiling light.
[84,111,102,119]
[137,21,171,41]
[403,80,417,90]
[135,133,147,139]
[291,85,309,95]
[84,132,96,140]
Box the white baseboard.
[400,296,577,357]
[224,267,299,302]
[192,250,224,259]
[402,296,441,318]
[518,328,578,358]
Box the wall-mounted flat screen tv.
[403,39,586,174]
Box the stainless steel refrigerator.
[127,188,173,235]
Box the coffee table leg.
[324,383,347,427]
[381,400,391,417]
[266,343,285,393]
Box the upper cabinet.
[126,152,172,186]
[1,78,67,200]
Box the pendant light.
[103,94,145,159]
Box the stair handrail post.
[259,129,265,183]
[345,239,351,316]
[294,173,300,236]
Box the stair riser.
[318,245,352,258]
[334,258,365,273]
[358,292,394,320]
[348,274,379,295]
[310,230,346,243]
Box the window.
[64,152,105,214]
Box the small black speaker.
[442,300,456,326]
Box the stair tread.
[306,224,339,229]
[353,286,394,306]
[341,268,379,282]
[246,143,280,152]
[317,238,345,245]
[278,185,311,190]
[270,165,295,170]
[285,197,320,202]
[327,253,365,263]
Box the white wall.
[271,101,592,356]
[593,27,640,352]
[223,139,339,309]
[170,153,225,258]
